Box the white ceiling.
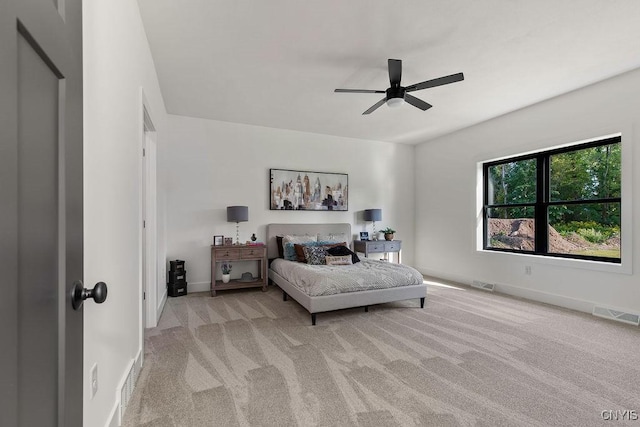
[137,0,640,145]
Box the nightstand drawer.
[241,247,265,259]
[366,242,386,252]
[215,249,240,260]
[384,241,401,252]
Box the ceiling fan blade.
[363,97,387,115]
[404,94,432,111]
[405,72,464,92]
[388,59,402,87]
[335,89,385,93]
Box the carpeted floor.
[122,280,640,427]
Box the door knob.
[71,280,108,310]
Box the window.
[483,136,621,263]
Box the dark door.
[0,0,85,425]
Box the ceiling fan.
[335,59,464,115]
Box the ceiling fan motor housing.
[386,86,405,100]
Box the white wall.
[415,68,639,313]
[164,115,416,291]
[83,1,167,425]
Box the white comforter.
[270,258,424,297]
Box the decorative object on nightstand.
[364,209,382,240]
[238,272,255,282]
[353,239,402,264]
[227,206,248,245]
[380,227,396,241]
[221,262,232,283]
[251,233,257,242]
[210,243,267,296]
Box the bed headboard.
[266,223,352,259]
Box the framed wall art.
[270,168,348,211]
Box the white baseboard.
[494,281,593,313]
[418,267,594,314]
[186,281,210,293]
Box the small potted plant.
[221,262,232,283]
[380,227,396,241]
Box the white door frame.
[140,90,159,339]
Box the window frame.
[482,135,621,263]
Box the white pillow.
[317,233,349,244]
[282,234,317,245]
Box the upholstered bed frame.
[267,223,427,325]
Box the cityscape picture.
[270,169,348,211]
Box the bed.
[267,223,427,325]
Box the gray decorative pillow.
[303,245,327,265]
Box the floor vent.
[118,358,141,424]
[471,280,495,292]
[593,306,640,326]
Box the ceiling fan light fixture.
[386,97,404,108]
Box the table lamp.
[364,209,382,241]
[227,206,248,245]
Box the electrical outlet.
[90,363,98,399]
[525,266,532,275]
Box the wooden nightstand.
[353,240,402,263]
[210,244,267,296]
